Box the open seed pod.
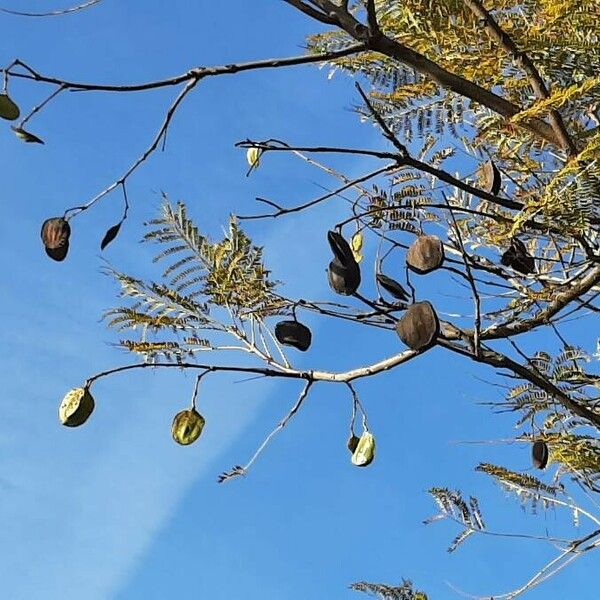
[59,387,95,427]
[501,238,535,275]
[376,273,409,302]
[327,230,355,266]
[396,301,440,350]
[12,126,44,144]
[532,440,549,469]
[172,408,205,446]
[41,217,71,262]
[0,93,20,121]
[275,320,312,351]
[351,431,376,467]
[347,434,360,454]
[406,235,444,274]
[328,259,361,296]
[479,159,501,196]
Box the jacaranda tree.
[2,1,600,597]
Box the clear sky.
[1,2,597,599]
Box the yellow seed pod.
[246,146,262,169]
[351,231,363,263]
[59,387,95,427]
[351,431,376,467]
[171,408,205,446]
[0,93,20,121]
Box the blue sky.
[1,2,598,599]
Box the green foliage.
[426,488,485,552]
[105,198,282,362]
[476,463,563,512]
[351,579,428,600]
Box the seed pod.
[532,440,549,469]
[351,431,376,467]
[41,217,71,262]
[0,93,20,121]
[376,273,409,302]
[501,238,535,275]
[246,146,262,168]
[172,408,205,446]
[59,387,95,427]
[406,235,444,274]
[12,126,44,144]
[275,320,312,351]
[396,301,439,350]
[479,159,501,196]
[327,230,355,266]
[351,231,363,263]
[347,434,360,454]
[328,259,360,295]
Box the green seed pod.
[406,235,444,274]
[59,387,95,427]
[396,301,439,350]
[41,217,71,262]
[275,320,312,351]
[0,93,20,121]
[172,408,205,446]
[351,431,376,467]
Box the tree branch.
[462,0,577,155]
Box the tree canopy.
[2,1,600,598]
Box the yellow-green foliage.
[309,0,600,244]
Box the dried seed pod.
[396,301,439,350]
[12,126,44,144]
[327,230,355,266]
[41,217,71,262]
[351,431,376,467]
[501,238,535,275]
[532,440,549,469]
[347,434,360,454]
[0,93,20,121]
[376,273,409,302]
[328,259,360,295]
[406,235,444,274]
[172,408,205,446]
[275,320,312,351]
[479,159,501,196]
[59,387,95,427]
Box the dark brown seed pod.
[100,222,122,250]
[0,93,20,121]
[275,320,312,351]
[172,408,205,446]
[406,235,445,274]
[501,239,535,275]
[396,301,440,350]
[532,440,549,469]
[480,159,501,196]
[347,434,360,454]
[41,217,71,261]
[328,259,360,295]
[327,230,355,266]
[376,273,409,302]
